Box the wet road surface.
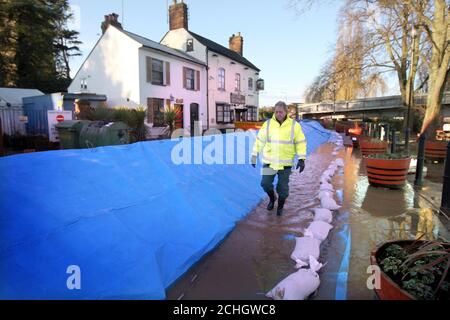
[166,143,345,300]
[166,141,449,300]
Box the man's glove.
[296,159,305,173]
[251,155,257,168]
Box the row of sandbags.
[266,135,345,300]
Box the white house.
[68,14,208,136]
[160,0,263,131]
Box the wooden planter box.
[370,240,417,300]
[365,157,411,189]
[425,141,447,160]
[360,140,388,156]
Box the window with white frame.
[248,77,253,91]
[185,68,195,90]
[146,57,170,86]
[235,73,241,91]
[216,103,232,123]
[247,106,258,121]
[218,68,225,90]
[151,58,164,85]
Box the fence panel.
[0,106,26,136]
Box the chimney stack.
[169,0,188,31]
[101,13,122,34]
[229,32,243,56]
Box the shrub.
[78,106,147,143]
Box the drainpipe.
[206,49,210,131]
[441,141,450,215]
[414,133,426,188]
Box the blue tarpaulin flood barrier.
[0,121,331,299]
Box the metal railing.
[299,92,450,115]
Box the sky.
[67,0,344,107]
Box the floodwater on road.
[166,142,346,300]
[166,141,450,300]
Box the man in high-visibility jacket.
[251,101,307,216]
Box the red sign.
[56,115,65,122]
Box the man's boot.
[277,198,286,216]
[267,190,277,211]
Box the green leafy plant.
[113,106,147,142]
[164,110,177,134]
[78,106,147,143]
[89,106,114,121]
[378,240,450,300]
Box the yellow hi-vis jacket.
[252,115,307,170]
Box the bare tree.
[409,0,450,134]
[294,0,450,138]
[303,2,387,102]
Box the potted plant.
[360,138,388,156]
[425,140,447,161]
[370,239,450,300]
[364,152,411,188]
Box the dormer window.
[186,38,194,52]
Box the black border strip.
[367,172,406,177]
[366,166,409,172]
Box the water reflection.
[361,186,411,217]
[416,208,435,240]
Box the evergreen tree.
[0,0,81,93]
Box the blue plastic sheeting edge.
[334,221,352,300]
[299,120,332,155]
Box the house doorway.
[174,104,183,130]
[235,109,248,122]
[190,103,199,136]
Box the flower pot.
[365,156,411,189]
[425,141,447,160]
[370,240,417,300]
[360,140,388,156]
[370,240,450,300]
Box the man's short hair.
[274,101,287,111]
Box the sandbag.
[320,195,341,210]
[313,208,333,223]
[320,176,331,184]
[319,182,334,192]
[306,221,333,242]
[328,163,338,171]
[266,256,323,300]
[318,190,334,200]
[335,158,344,167]
[290,230,321,268]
